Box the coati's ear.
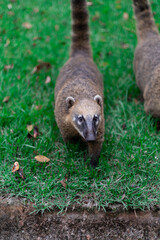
[66,96,75,109]
[94,95,102,107]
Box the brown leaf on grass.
[35,105,42,110]
[123,12,129,20]
[33,36,42,41]
[33,126,39,138]
[45,76,51,84]
[4,64,14,70]
[31,62,51,74]
[12,162,26,180]
[22,22,32,29]
[27,125,39,139]
[60,179,67,189]
[27,124,33,132]
[3,96,10,103]
[35,155,50,162]
[18,168,26,180]
[12,162,19,172]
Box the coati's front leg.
[88,141,103,168]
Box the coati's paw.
[90,158,98,168]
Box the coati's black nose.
[85,132,96,142]
[83,129,96,142]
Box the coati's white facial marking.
[94,95,102,107]
[66,96,75,109]
[93,114,99,126]
[77,115,83,125]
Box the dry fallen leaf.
[45,76,51,84]
[33,126,39,138]
[35,105,42,110]
[4,64,14,70]
[18,168,26,180]
[3,96,10,103]
[12,162,26,180]
[22,22,32,29]
[123,12,129,20]
[33,36,42,41]
[60,179,67,189]
[27,125,39,138]
[35,155,50,162]
[12,162,19,172]
[31,62,51,74]
[27,124,33,132]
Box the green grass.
[0,0,160,213]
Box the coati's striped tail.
[133,0,159,41]
[70,0,92,57]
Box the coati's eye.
[78,115,83,125]
[93,115,99,125]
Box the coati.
[133,0,160,117]
[54,0,104,167]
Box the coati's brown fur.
[133,0,160,117]
[54,0,104,167]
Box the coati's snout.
[73,114,100,142]
[66,95,102,142]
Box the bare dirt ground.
[0,197,160,240]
